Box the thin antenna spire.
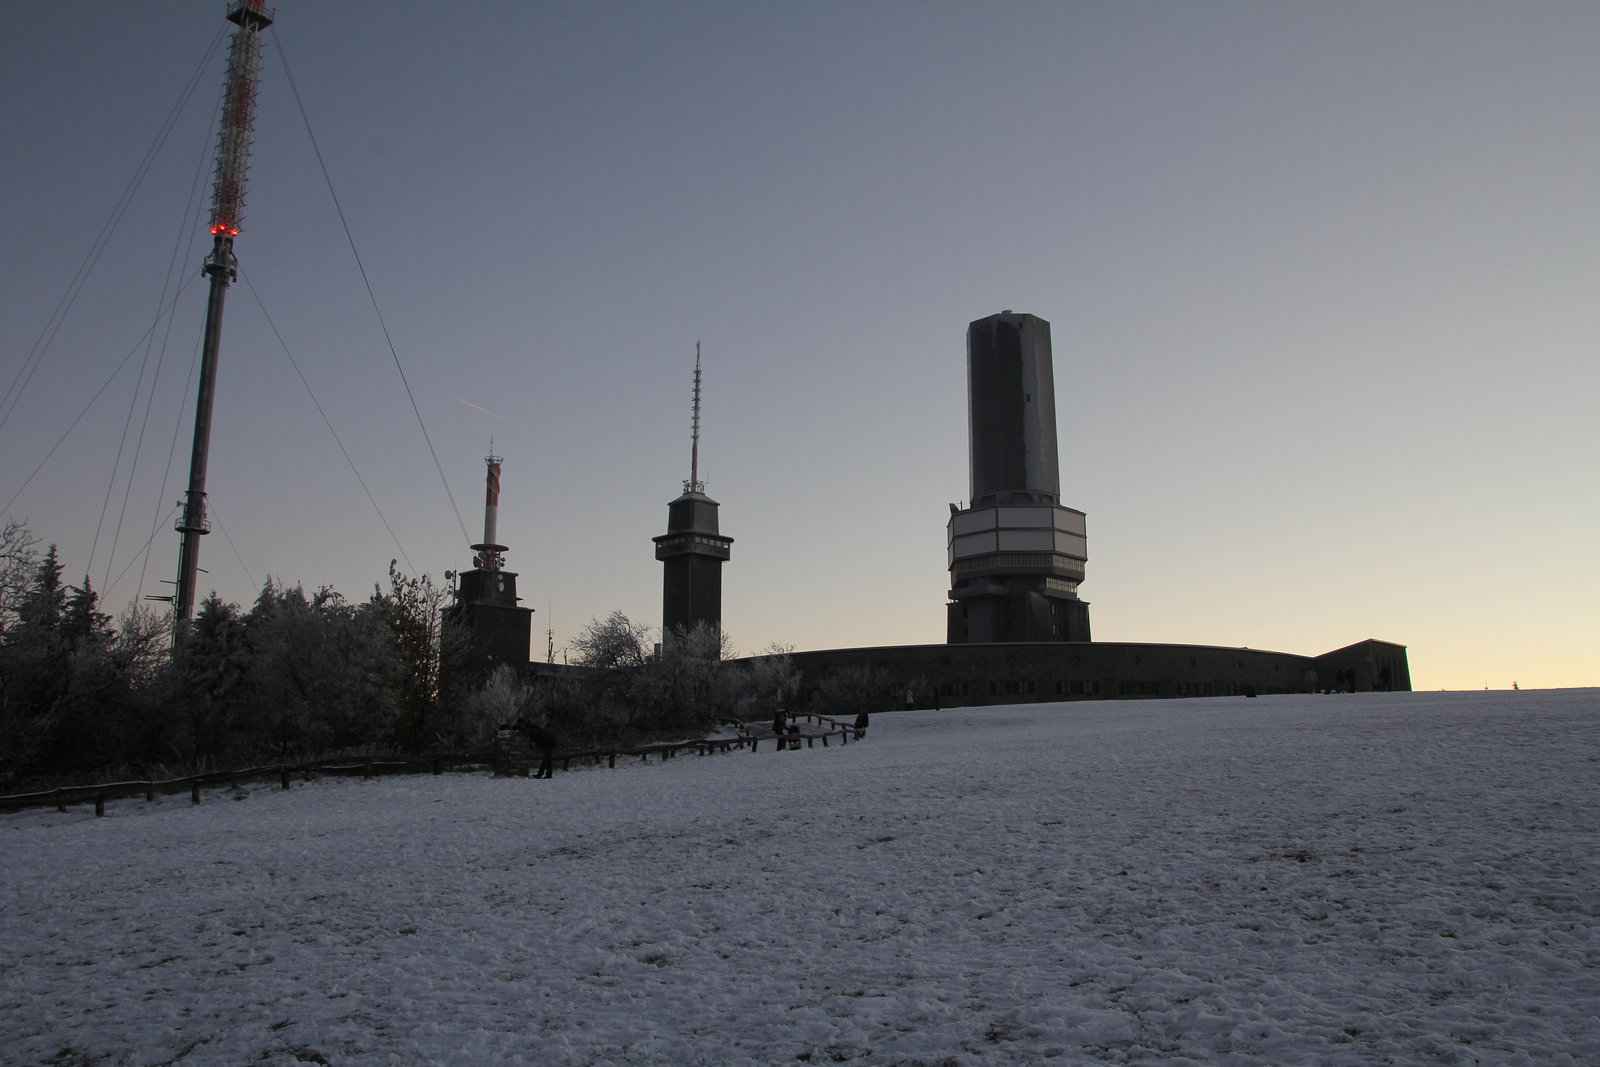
[685,342,705,494]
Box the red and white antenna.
[173,0,275,639]
[685,343,705,494]
[472,444,507,571]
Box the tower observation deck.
[947,311,1090,643]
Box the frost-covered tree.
[251,581,403,756]
[165,593,251,762]
[569,610,653,728]
[0,518,40,636]
[104,603,176,767]
[0,559,139,780]
[651,621,733,729]
[805,663,894,719]
[0,548,69,779]
[370,562,449,751]
[568,615,736,732]
[729,645,800,721]
[452,662,531,751]
[570,610,652,674]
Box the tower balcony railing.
[175,512,212,535]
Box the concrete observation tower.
[947,311,1090,643]
[653,345,732,639]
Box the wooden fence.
[0,712,866,818]
[0,753,490,818]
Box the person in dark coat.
[772,708,787,745]
[853,709,869,739]
[514,717,558,779]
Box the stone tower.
[653,346,732,638]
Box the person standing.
[515,717,558,779]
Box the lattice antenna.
[684,342,705,494]
[209,0,273,238]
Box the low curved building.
[780,637,1410,711]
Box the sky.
[2,1,1597,690]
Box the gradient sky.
[3,2,1597,690]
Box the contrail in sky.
[456,397,505,419]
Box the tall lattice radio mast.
[173,0,274,638]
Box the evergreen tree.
[167,593,252,763]
[242,580,402,756]
[0,557,135,779]
[0,548,68,780]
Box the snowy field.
[3,690,1597,1066]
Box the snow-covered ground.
[3,690,1597,1066]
